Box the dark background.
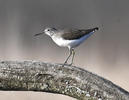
[0,0,129,99]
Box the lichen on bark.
[0,61,129,100]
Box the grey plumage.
[61,27,99,40]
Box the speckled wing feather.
[62,27,98,40]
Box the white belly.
[52,31,94,48]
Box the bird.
[34,27,99,66]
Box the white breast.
[52,36,72,47]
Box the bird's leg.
[69,49,75,66]
[63,49,72,66]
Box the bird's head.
[34,27,57,37]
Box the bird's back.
[60,27,98,40]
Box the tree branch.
[0,61,128,100]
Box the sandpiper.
[35,27,99,66]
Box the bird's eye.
[47,29,50,31]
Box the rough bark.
[0,61,129,100]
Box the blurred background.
[0,0,129,100]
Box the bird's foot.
[62,63,67,67]
[62,62,73,67]
[68,63,73,66]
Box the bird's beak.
[34,32,44,36]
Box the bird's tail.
[93,27,99,32]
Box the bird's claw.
[62,63,73,67]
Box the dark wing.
[62,27,98,40]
